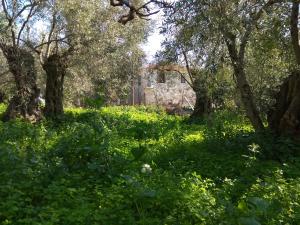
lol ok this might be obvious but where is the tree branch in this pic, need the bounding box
[173,68,193,87]
[110,0,172,25]
[13,2,36,21]
[239,0,281,61]
[182,49,195,87]
[17,2,38,46]
[45,11,58,58]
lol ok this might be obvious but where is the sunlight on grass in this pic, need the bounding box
[0,106,300,224]
[183,131,205,143]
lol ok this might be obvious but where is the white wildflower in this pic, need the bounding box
[141,164,152,174]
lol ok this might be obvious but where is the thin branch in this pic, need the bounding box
[172,68,193,87]
[17,3,38,46]
[2,0,16,46]
[181,49,195,87]
[34,37,69,49]
[137,0,153,11]
[13,2,36,21]
[45,11,57,58]
[2,0,12,22]
[110,0,172,25]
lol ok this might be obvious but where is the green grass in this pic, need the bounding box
[0,105,300,224]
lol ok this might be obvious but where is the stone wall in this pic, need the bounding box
[129,65,196,109]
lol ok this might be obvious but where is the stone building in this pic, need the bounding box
[128,64,196,110]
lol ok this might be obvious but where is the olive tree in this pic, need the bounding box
[0,0,45,121]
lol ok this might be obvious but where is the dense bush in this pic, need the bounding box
[0,106,299,224]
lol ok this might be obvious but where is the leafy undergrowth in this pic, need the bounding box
[0,105,300,225]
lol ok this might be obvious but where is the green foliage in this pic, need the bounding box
[0,103,5,115]
[0,106,300,224]
[61,0,148,106]
[84,95,105,109]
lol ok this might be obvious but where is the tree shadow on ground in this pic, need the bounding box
[148,129,300,202]
[1,109,300,224]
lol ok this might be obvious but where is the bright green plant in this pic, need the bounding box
[0,106,299,224]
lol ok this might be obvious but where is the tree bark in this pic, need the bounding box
[191,78,211,118]
[42,54,66,118]
[0,91,5,103]
[268,71,300,138]
[234,65,264,131]
[291,0,300,65]
[225,40,264,131]
[1,45,40,121]
[267,1,300,139]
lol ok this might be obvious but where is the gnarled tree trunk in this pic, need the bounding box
[1,45,40,121]
[267,1,300,139]
[42,54,66,118]
[191,78,211,118]
[268,71,300,138]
